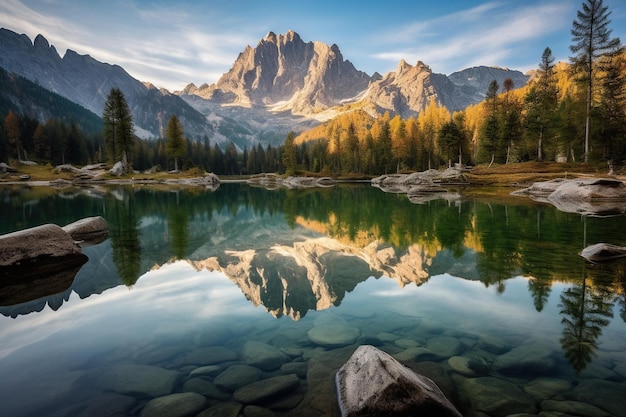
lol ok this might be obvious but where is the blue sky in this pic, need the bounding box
[1,0,625,91]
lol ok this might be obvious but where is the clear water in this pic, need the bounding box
[0,183,625,417]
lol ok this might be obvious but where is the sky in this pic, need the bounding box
[1,0,625,92]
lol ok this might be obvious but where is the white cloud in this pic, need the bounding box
[371,2,571,74]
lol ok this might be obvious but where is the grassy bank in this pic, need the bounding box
[0,160,619,186]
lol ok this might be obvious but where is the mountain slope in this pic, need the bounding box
[0,27,531,149]
[180,30,371,115]
[0,28,214,140]
[181,30,530,130]
[0,66,103,135]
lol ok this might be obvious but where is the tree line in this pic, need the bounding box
[1,0,624,176]
[286,0,625,175]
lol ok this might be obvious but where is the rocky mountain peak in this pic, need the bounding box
[184,30,371,115]
[264,31,277,43]
[33,34,49,49]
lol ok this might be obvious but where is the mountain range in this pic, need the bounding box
[0,28,530,149]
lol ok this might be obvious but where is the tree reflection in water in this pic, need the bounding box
[558,269,615,373]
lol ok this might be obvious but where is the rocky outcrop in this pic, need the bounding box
[580,243,626,263]
[62,216,108,246]
[512,178,626,216]
[0,162,17,173]
[182,30,371,116]
[0,217,108,305]
[362,60,476,118]
[0,223,83,267]
[372,168,466,202]
[335,345,462,417]
[188,173,221,189]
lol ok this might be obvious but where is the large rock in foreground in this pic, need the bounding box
[335,345,462,417]
[0,224,82,267]
[0,218,109,305]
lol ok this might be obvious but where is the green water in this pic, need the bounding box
[0,183,624,417]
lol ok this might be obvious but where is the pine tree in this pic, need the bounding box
[525,47,559,161]
[282,131,297,175]
[484,80,500,166]
[103,88,134,172]
[570,0,621,162]
[4,110,21,160]
[165,115,186,171]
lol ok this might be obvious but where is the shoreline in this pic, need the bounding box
[1,162,623,190]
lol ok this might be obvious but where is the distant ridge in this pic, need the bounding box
[0,28,531,148]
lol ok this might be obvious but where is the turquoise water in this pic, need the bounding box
[0,183,625,417]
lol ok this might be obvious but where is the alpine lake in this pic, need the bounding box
[0,181,625,417]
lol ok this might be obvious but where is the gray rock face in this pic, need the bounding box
[335,345,462,417]
[62,216,108,246]
[93,364,181,397]
[233,374,301,404]
[513,178,626,216]
[140,392,207,417]
[187,30,371,115]
[109,161,127,176]
[242,341,290,371]
[0,223,82,266]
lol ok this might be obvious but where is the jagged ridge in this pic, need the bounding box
[0,27,530,147]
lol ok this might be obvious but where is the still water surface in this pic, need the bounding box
[0,183,625,417]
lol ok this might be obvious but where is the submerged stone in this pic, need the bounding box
[214,364,262,391]
[307,324,360,347]
[541,399,611,417]
[461,377,537,416]
[196,402,242,417]
[493,343,556,376]
[182,378,230,400]
[94,364,181,397]
[523,377,572,402]
[233,374,301,404]
[336,345,462,417]
[242,341,290,371]
[566,379,626,417]
[448,355,488,377]
[140,392,207,417]
[426,336,465,359]
[182,346,237,365]
[280,361,307,378]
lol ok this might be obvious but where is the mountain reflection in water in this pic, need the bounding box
[1,183,625,376]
